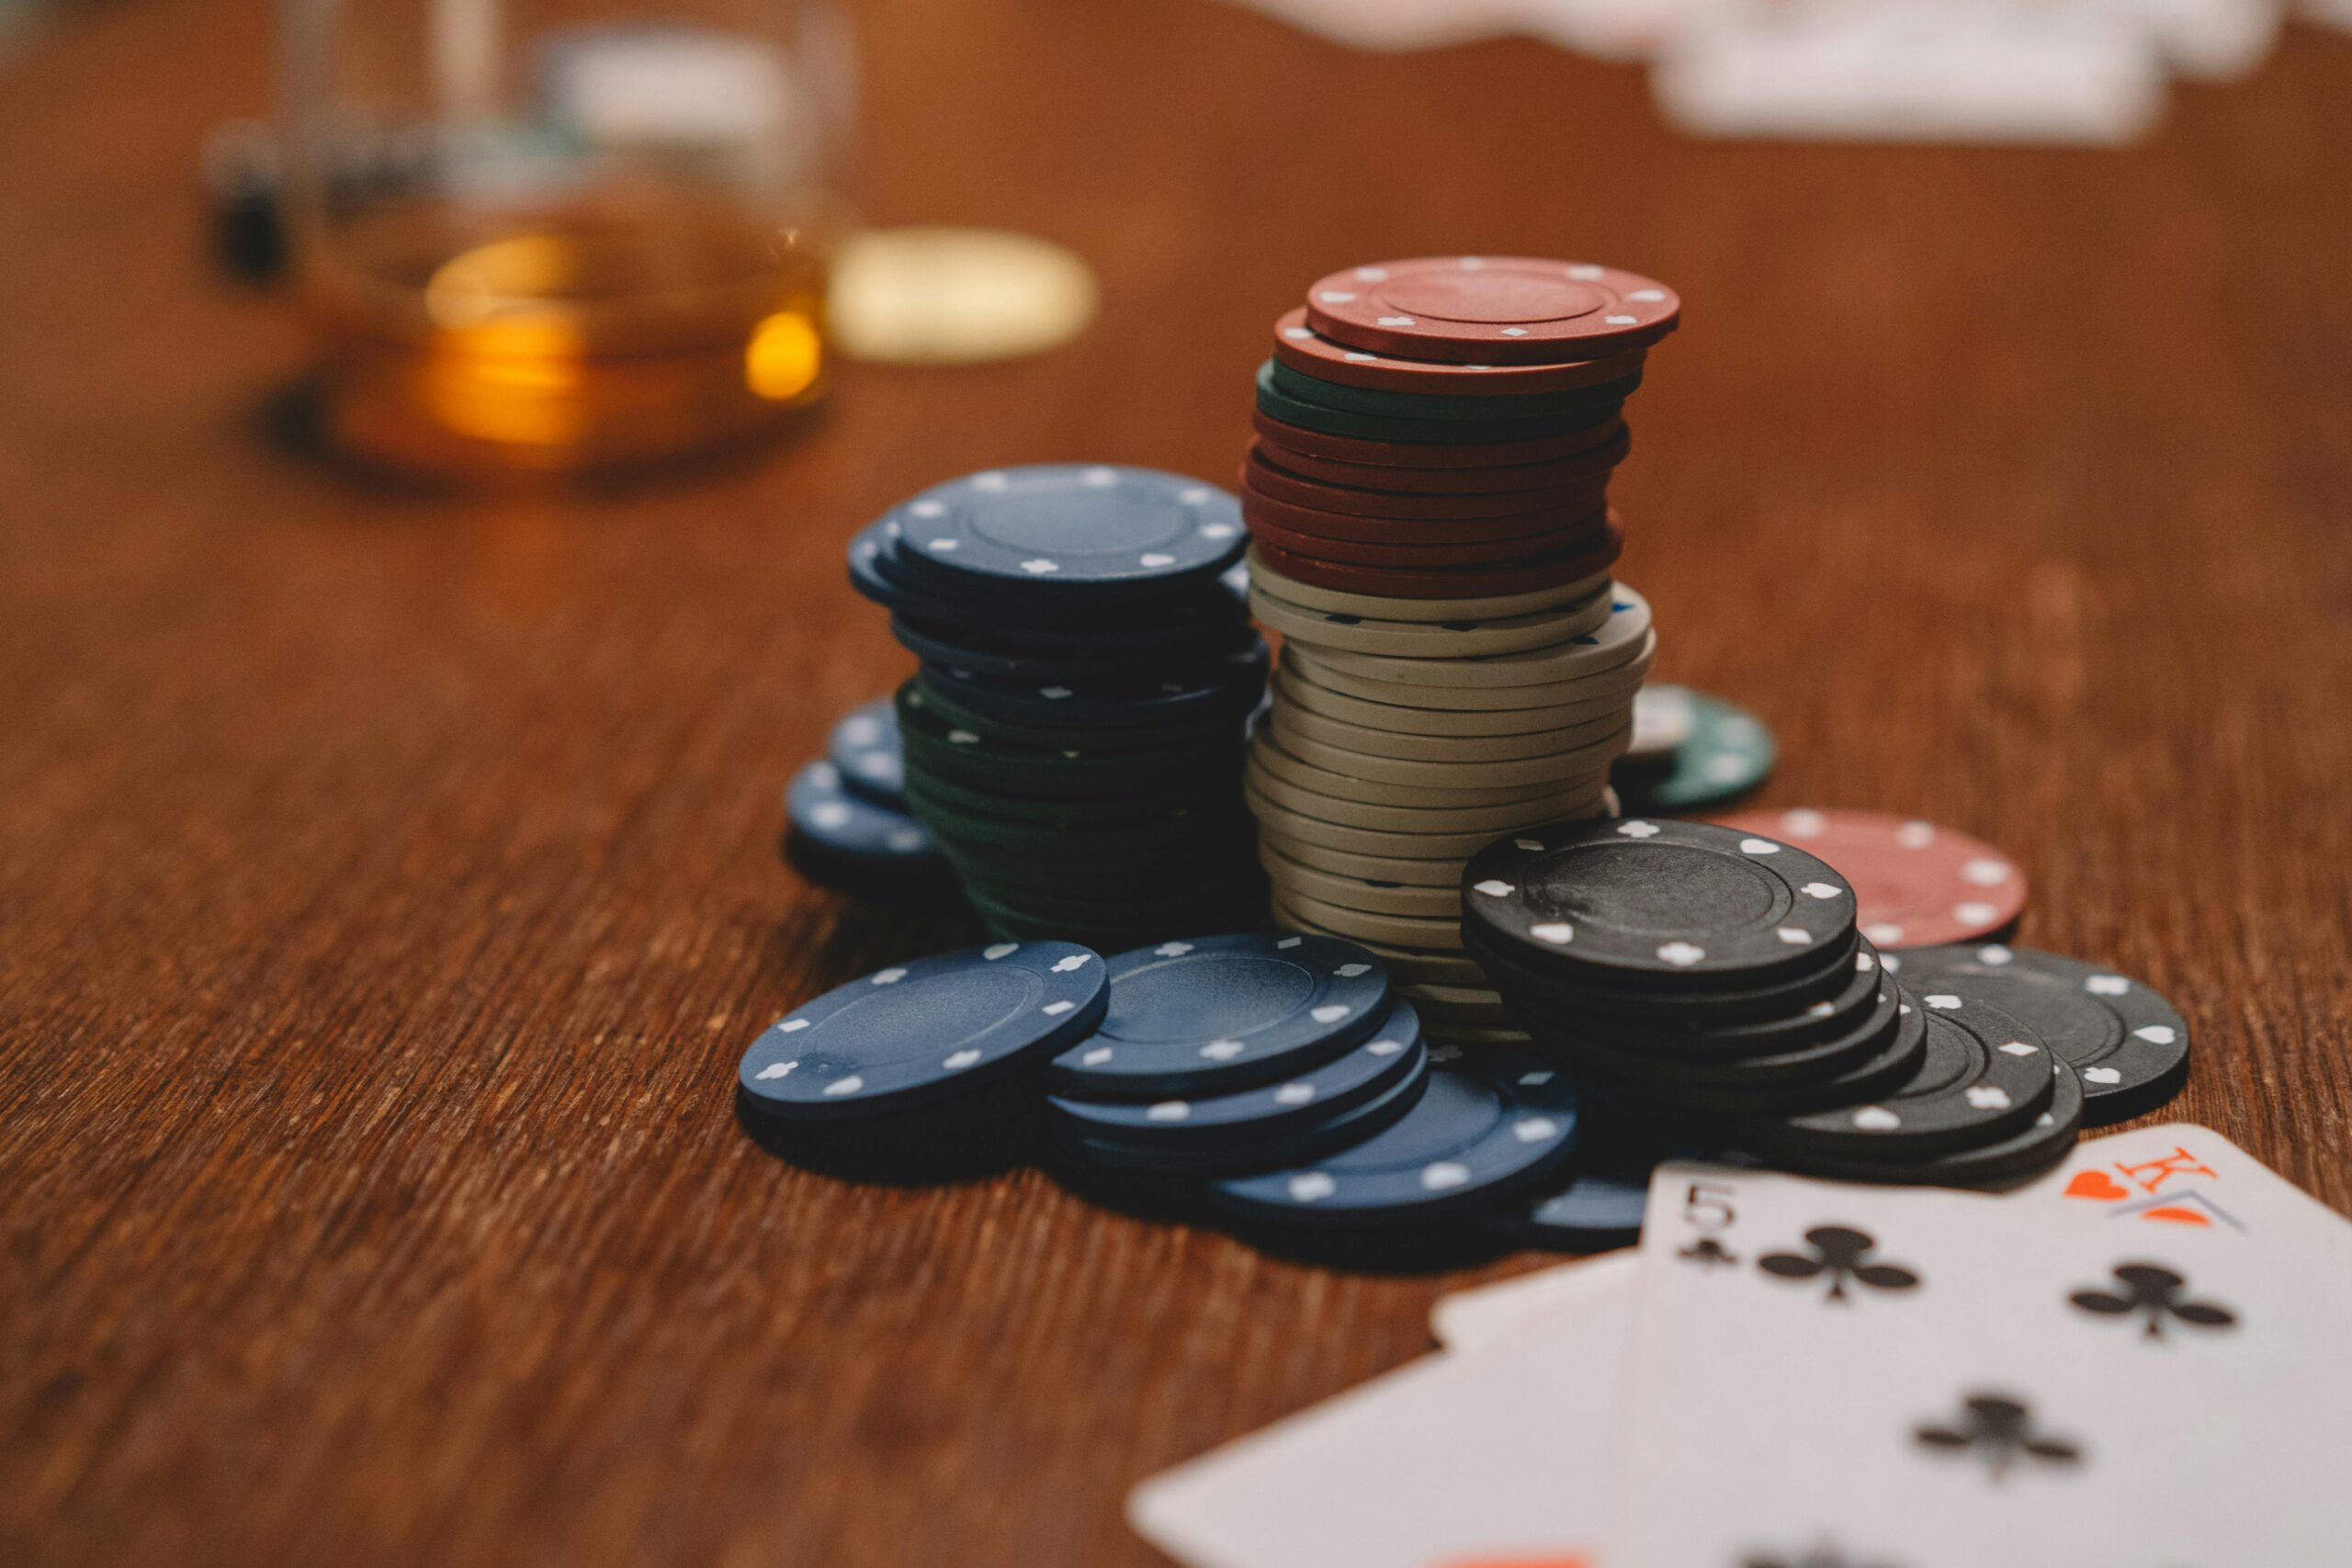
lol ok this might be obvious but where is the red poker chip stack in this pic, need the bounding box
[1239,255,1679,1042]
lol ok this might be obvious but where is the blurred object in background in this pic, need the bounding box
[1652,1,2171,145]
[830,228,1097,367]
[204,119,288,283]
[279,0,855,479]
[1215,0,2309,144]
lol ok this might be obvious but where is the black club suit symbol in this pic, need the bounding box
[1758,1226,1920,1303]
[2070,1263,2238,1342]
[1915,1393,2084,1483]
[1679,1236,1740,1269]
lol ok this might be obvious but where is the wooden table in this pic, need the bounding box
[6,3,2352,1563]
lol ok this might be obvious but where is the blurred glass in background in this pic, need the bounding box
[279,0,855,477]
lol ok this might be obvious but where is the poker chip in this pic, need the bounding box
[738,942,1108,1120]
[889,465,1247,596]
[826,698,905,803]
[1463,818,1859,991]
[1264,352,1640,422]
[1043,932,1393,1097]
[1250,530,1623,602]
[1249,555,1616,628]
[1211,1047,1585,1226]
[1249,575,1634,660]
[1771,1059,2087,1188]
[783,758,954,895]
[1249,432,1628,494]
[1713,807,2026,949]
[1726,992,2057,1164]
[1303,256,1680,365]
[1049,999,1426,1150]
[1612,686,1775,816]
[1272,307,1648,395]
[1252,360,1636,447]
[1882,944,2190,1124]
[1254,409,1625,473]
[1061,1043,1432,1177]
[1486,1108,1668,1250]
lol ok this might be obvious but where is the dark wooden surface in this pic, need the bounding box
[7,2,2352,1563]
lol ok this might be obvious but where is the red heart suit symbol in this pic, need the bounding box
[2064,1170,2131,1201]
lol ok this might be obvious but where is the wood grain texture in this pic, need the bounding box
[6,2,2352,1563]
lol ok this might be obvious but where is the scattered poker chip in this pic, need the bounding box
[1050,998,1426,1148]
[1272,307,1650,396]
[784,760,951,892]
[1463,818,1859,991]
[738,942,1108,1120]
[1713,807,2027,949]
[888,465,1248,596]
[1303,256,1680,365]
[1883,943,2190,1124]
[826,698,905,804]
[1612,687,1775,815]
[1211,1047,1584,1226]
[1726,992,2056,1164]
[1043,933,1392,1097]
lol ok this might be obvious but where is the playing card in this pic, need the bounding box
[1515,0,1714,60]
[2129,0,2281,78]
[1430,1250,1639,1350]
[1208,0,1526,51]
[1652,0,2169,145]
[1605,1162,2352,1566]
[1130,1268,1634,1568]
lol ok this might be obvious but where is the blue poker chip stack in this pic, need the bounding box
[850,465,1272,951]
[781,698,956,898]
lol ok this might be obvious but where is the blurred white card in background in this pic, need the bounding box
[1654,0,2169,144]
[1209,0,1527,51]
[2132,0,2282,78]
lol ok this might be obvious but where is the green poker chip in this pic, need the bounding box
[1263,357,1644,424]
[1611,686,1776,814]
[905,676,1243,758]
[1253,361,1624,447]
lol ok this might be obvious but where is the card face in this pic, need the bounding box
[1430,1250,1640,1350]
[1131,1273,1634,1568]
[1606,1162,2352,1567]
[2018,1121,2352,1259]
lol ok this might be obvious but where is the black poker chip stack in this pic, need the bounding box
[1460,818,2085,1187]
[847,464,1272,950]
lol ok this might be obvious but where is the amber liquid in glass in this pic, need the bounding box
[303,188,830,477]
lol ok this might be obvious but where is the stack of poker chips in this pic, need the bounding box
[781,698,956,897]
[847,465,1271,951]
[1238,256,1677,1043]
[1463,818,2087,1187]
